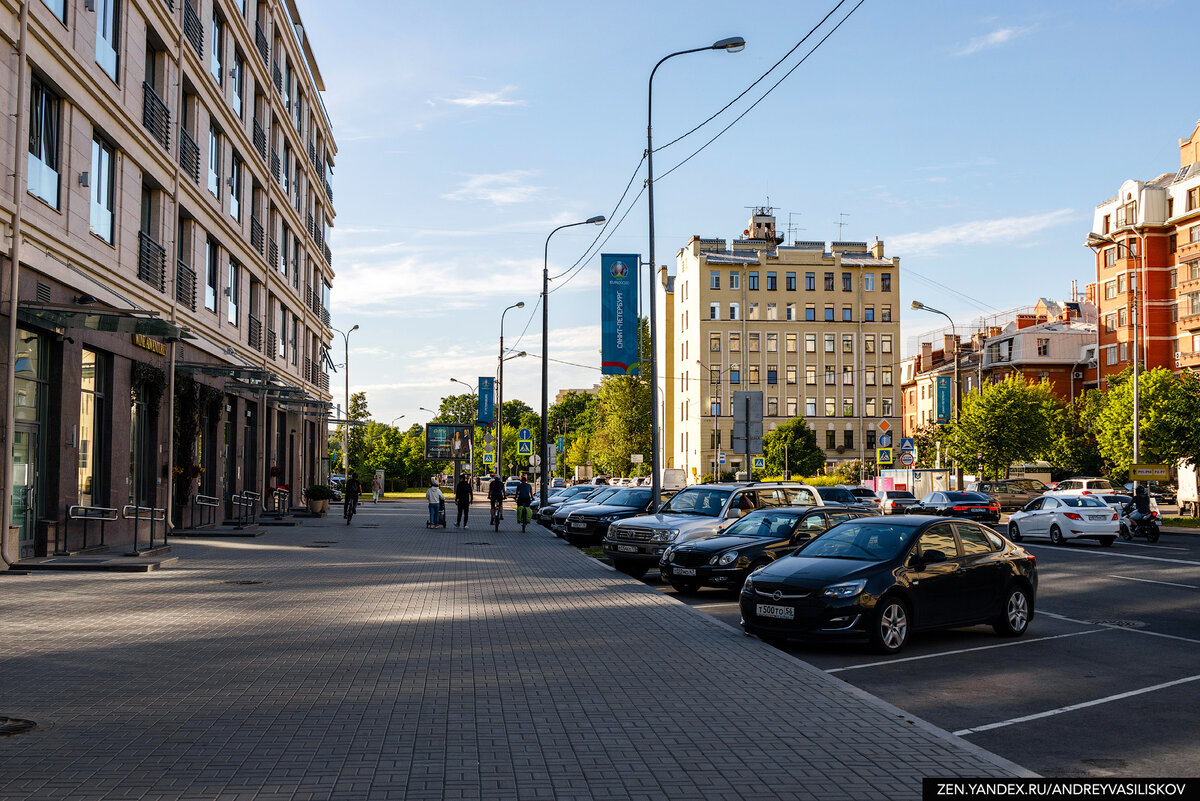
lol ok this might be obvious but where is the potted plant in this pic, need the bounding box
[306,484,333,514]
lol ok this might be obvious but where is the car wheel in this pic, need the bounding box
[612,560,646,580]
[1008,522,1022,542]
[869,596,910,654]
[1049,525,1065,545]
[670,580,701,595]
[1099,536,1115,548]
[993,584,1032,637]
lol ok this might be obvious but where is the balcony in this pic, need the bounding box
[141,82,170,150]
[252,119,266,161]
[248,314,262,352]
[318,371,329,392]
[269,238,279,272]
[182,0,203,60]
[306,212,315,239]
[250,217,265,256]
[303,357,313,384]
[176,260,196,310]
[270,149,281,182]
[137,231,166,292]
[323,243,332,267]
[266,328,278,359]
[254,22,269,68]
[321,307,330,328]
[272,60,283,94]
[324,178,333,203]
[179,128,200,184]
[1178,238,1200,261]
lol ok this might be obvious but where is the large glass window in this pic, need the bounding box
[229,155,242,220]
[208,126,221,197]
[210,14,224,84]
[42,0,66,20]
[231,50,244,116]
[227,261,239,325]
[95,0,119,80]
[28,77,60,207]
[78,349,106,507]
[205,237,218,311]
[89,136,115,242]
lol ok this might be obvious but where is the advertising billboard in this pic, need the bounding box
[477,376,494,423]
[425,424,473,461]
[935,376,952,424]
[601,253,640,375]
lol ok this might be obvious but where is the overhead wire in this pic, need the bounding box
[548,154,645,282]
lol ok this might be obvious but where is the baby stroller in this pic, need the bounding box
[426,498,447,529]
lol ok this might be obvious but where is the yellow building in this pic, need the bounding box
[664,210,901,481]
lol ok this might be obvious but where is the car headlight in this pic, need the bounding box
[822,579,867,599]
[663,547,676,560]
[743,575,756,591]
[717,551,738,566]
[651,529,679,543]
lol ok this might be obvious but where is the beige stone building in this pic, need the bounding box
[1,0,336,560]
[662,209,901,481]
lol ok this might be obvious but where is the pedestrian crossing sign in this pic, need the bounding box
[517,441,533,456]
[876,447,893,465]
[483,453,494,464]
[752,456,765,470]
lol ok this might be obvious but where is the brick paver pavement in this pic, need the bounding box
[0,502,1031,800]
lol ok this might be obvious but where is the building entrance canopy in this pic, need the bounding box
[18,303,194,340]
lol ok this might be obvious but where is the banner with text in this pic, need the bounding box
[601,254,640,375]
[936,376,952,424]
[477,376,494,424]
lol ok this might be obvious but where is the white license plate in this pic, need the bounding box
[1088,515,1109,521]
[570,521,586,528]
[757,604,795,620]
[616,544,638,553]
[674,567,696,576]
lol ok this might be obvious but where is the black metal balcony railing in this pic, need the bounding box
[323,243,332,267]
[176,260,197,311]
[272,60,283,94]
[270,149,280,182]
[304,357,313,384]
[142,82,170,150]
[318,371,329,392]
[254,22,270,68]
[180,127,200,184]
[269,238,279,271]
[306,212,315,239]
[250,217,265,256]
[305,284,314,310]
[266,328,278,359]
[308,141,318,169]
[321,307,330,328]
[138,231,167,292]
[163,0,174,11]
[252,119,267,161]
[183,0,203,60]
[324,178,333,203]
[248,314,262,352]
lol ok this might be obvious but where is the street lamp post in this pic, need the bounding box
[389,415,405,428]
[499,302,525,479]
[697,359,728,481]
[1087,232,1142,482]
[541,217,605,506]
[647,35,744,509]
[911,302,962,489]
[333,324,359,479]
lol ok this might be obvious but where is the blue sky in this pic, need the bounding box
[299,0,1199,425]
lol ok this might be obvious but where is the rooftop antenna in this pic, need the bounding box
[834,212,850,239]
[786,212,805,243]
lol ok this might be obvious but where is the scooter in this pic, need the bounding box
[1120,507,1160,542]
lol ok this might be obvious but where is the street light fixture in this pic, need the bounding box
[389,415,405,427]
[647,35,745,509]
[1086,231,1142,482]
[910,301,962,490]
[499,302,525,481]
[540,217,605,506]
[332,324,359,478]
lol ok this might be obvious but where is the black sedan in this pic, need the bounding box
[548,488,621,535]
[659,507,872,595]
[563,488,661,545]
[536,485,607,530]
[740,515,1037,653]
[907,491,1000,524]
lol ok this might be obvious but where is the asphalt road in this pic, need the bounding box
[638,527,1200,778]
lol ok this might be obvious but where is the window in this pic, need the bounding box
[89,136,115,242]
[766,333,777,352]
[786,272,796,291]
[709,367,720,384]
[1037,338,1049,357]
[279,305,288,360]
[881,272,891,292]
[881,335,893,353]
[1105,345,1118,366]
[1117,307,1126,327]
[208,126,221,197]
[729,332,741,352]
[78,349,107,507]
[866,430,875,450]
[748,271,759,290]
[227,261,239,325]
[1172,268,1179,288]
[730,368,740,385]
[729,271,740,289]
[866,368,876,386]
[43,0,66,20]
[210,13,224,84]
[882,398,892,416]
[1117,273,1126,293]
[749,302,759,320]
[710,332,721,352]
[1190,187,1200,212]
[824,366,835,385]
[825,401,835,419]
[766,272,777,290]
[842,273,852,292]
[748,365,759,384]
[824,334,835,353]
[844,430,854,449]
[766,303,777,321]
[787,398,797,416]
[1102,214,1111,233]
[231,50,244,116]
[786,303,796,321]
[805,272,816,291]
[881,304,892,322]
[842,306,852,321]
[806,398,816,416]
[864,306,874,322]
[749,333,760,352]
[710,271,720,289]
[229,154,242,220]
[1119,342,1128,362]
[290,316,298,365]
[805,304,815,321]
[882,367,893,386]
[864,274,874,291]
[785,333,797,352]
[842,334,853,353]
[729,302,739,320]
[1192,225,1200,245]
[865,397,876,417]
[205,237,218,311]
[805,365,815,385]
[824,272,834,291]
[864,335,875,353]
[27,77,60,207]
[786,366,797,385]
[1170,234,1178,253]
[842,366,853,385]
[805,334,816,353]
[843,399,854,417]
[824,305,834,321]
[1104,281,1117,299]
[768,397,778,416]
[709,302,720,320]
[96,0,120,80]
[1105,249,1116,267]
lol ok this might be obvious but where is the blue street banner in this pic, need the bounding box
[601,254,640,375]
[936,376,952,424]
[477,376,494,424]
[556,435,565,454]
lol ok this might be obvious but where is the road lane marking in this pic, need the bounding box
[1021,543,1200,566]
[954,673,1200,736]
[1109,574,1198,590]
[1039,611,1200,646]
[825,630,1107,673]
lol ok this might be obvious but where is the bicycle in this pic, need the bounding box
[517,503,531,533]
[344,496,358,524]
[490,498,503,532]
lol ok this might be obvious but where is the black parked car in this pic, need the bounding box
[659,507,872,595]
[814,486,874,512]
[535,485,603,529]
[548,488,621,535]
[563,488,664,546]
[740,515,1037,653]
[907,491,1001,524]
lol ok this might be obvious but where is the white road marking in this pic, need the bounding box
[954,673,1200,736]
[1109,574,1198,590]
[825,630,1107,673]
[1021,543,1200,567]
[1039,611,1200,646]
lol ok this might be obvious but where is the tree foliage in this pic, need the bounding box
[1093,367,1200,474]
[763,417,825,478]
[949,375,1060,480]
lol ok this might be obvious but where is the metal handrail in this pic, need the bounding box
[62,505,120,554]
[123,505,168,553]
[230,494,258,527]
[189,494,221,529]
[270,487,290,515]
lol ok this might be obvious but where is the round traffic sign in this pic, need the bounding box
[878,433,892,449]
[899,452,915,467]
[518,428,532,440]
[530,455,541,466]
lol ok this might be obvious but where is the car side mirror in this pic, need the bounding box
[725,508,742,520]
[922,549,947,564]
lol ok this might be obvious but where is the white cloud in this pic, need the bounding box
[442,171,544,205]
[954,26,1033,57]
[889,208,1078,257]
[442,86,526,108]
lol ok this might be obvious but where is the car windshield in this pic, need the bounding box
[660,488,732,517]
[603,489,652,507]
[944,492,991,502]
[849,488,874,497]
[558,486,589,499]
[582,488,619,504]
[795,522,913,561]
[817,488,852,502]
[722,510,806,539]
[1061,496,1107,508]
[887,491,915,499]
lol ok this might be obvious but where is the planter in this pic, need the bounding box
[308,499,328,515]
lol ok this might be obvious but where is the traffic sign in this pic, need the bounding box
[899,437,915,452]
[878,420,891,432]
[899,452,915,467]
[876,447,893,465]
[530,455,541,467]
[483,442,494,453]
[718,452,726,465]
[630,454,644,464]
[483,453,494,464]
[1131,464,1169,481]
[484,434,495,445]
[517,441,533,456]
[752,456,765,470]
[518,428,532,440]
[878,433,892,449]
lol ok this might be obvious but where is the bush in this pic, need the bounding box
[306,484,334,501]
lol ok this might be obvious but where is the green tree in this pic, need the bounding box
[1094,367,1200,474]
[1047,391,1106,480]
[431,393,477,425]
[763,417,825,478]
[949,375,1060,480]
[910,423,950,470]
[589,375,651,476]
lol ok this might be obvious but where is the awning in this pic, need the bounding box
[18,303,194,340]
[176,362,274,382]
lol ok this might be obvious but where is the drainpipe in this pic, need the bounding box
[2,1,32,567]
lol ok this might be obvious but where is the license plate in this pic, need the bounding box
[616,544,638,553]
[674,567,696,576]
[757,604,794,620]
[1088,515,1109,521]
[570,521,586,529]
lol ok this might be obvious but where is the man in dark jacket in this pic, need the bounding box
[454,475,472,528]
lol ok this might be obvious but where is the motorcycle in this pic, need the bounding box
[1120,506,1160,542]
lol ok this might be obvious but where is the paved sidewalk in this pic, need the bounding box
[0,503,1031,800]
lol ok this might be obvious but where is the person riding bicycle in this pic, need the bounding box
[487,475,505,523]
[344,474,363,519]
[514,474,534,529]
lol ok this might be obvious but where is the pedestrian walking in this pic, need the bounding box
[426,478,445,528]
[371,474,383,504]
[455,474,472,527]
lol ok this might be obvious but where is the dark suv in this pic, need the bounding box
[563,488,663,546]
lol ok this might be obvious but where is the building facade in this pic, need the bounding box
[2,0,336,561]
[664,209,901,481]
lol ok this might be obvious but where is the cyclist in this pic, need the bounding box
[426,478,445,528]
[514,474,534,532]
[344,473,362,523]
[487,474,505,526]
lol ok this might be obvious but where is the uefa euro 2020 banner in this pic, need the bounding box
[601,254,639,375]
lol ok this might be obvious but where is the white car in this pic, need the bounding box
[1045,477,1115,497]
[1007,495,1118,547]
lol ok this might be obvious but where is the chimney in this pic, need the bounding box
[1016,313,1037,330]
[943,334,957,359]
[659,265,669,287]
[871,238,885,259]
[920,342,933,369]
